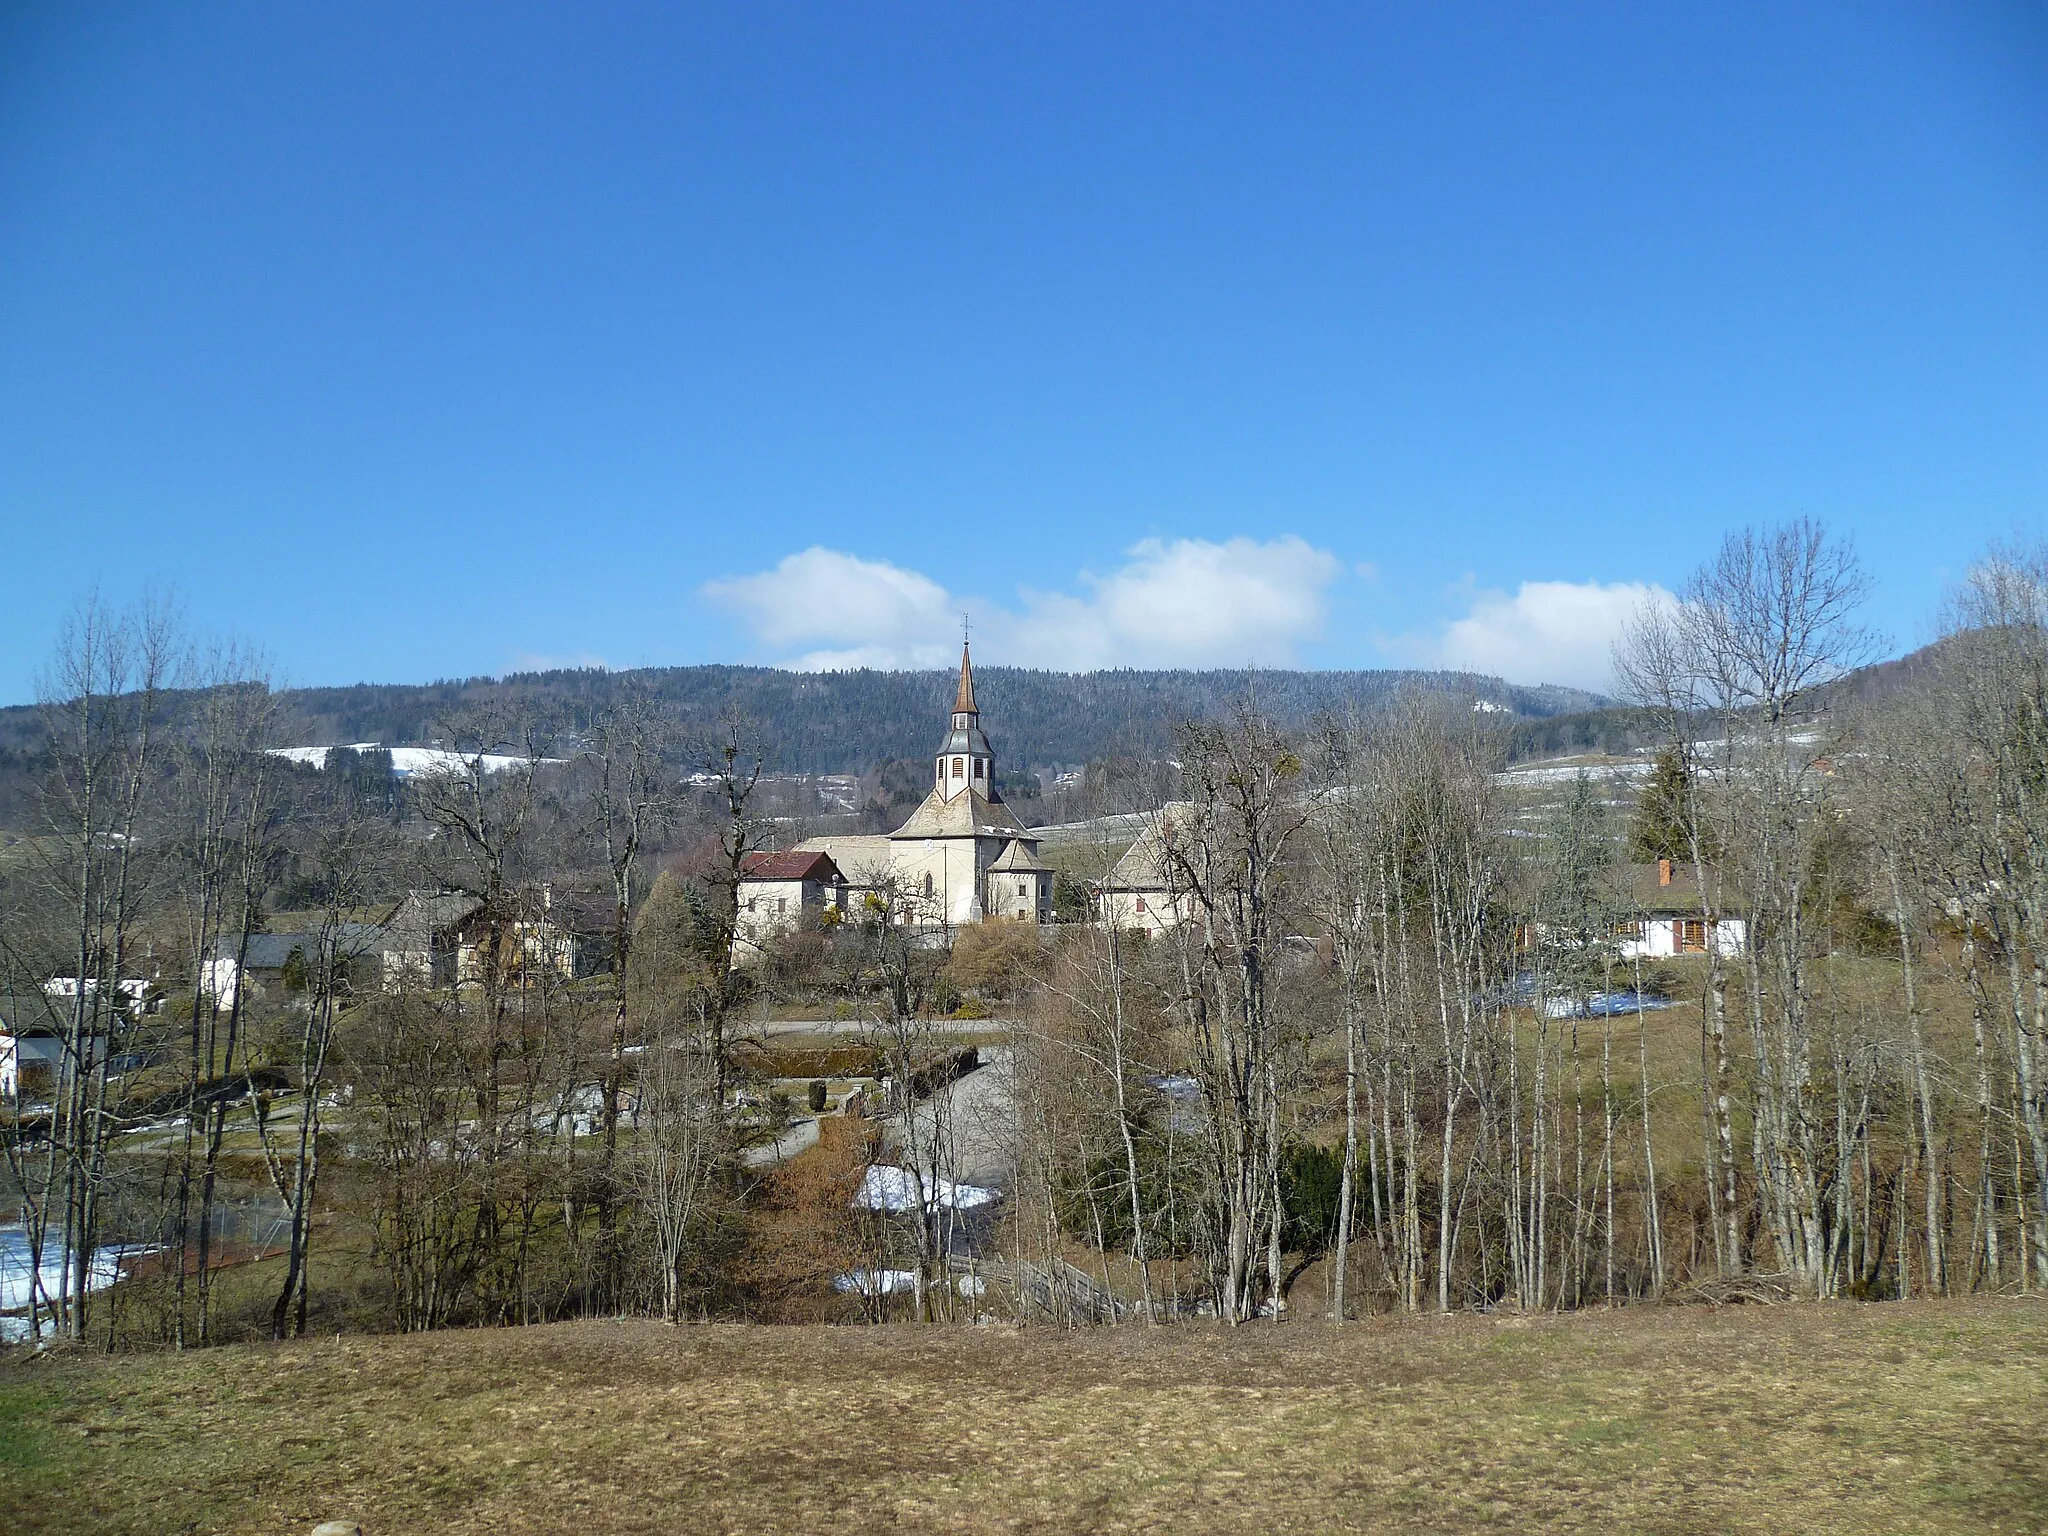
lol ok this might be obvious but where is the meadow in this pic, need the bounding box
[3,1297,2043,1535]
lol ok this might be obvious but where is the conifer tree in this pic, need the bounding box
[1628,745,1706,863]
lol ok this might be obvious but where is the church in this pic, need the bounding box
[736,644,1054,944]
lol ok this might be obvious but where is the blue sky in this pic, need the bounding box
[3,3,2045,702]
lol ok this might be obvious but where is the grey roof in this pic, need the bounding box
[225,923,386,971]
[0,993,66,1037]
[990,838,1050,874]
[934,717,995,758]
[1103,803,1200,891]
[889,786,1031,842]
[240,934,309,971]
[389,892,485,939]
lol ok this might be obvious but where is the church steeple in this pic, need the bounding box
[952,642,978,717]
[935,641,993,801]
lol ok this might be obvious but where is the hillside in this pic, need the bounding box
[0,665,1604,776]
[2,1300,2040,1535]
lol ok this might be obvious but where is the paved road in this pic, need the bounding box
[738,1018,1015,1039]
[740,1115,821,1169]
[892,1045,1019,1192]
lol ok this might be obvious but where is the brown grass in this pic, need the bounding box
[4,1297,2045,1534]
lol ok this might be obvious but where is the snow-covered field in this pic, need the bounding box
[268,743,560,778]
[1498,758,1657,786]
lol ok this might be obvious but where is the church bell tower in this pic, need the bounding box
[934,642,993,802]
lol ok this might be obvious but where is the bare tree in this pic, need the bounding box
[1617,519,1873,1291]
[3,595,179,1343]
[259,762,395,1337]
[169,648,284,1345]
[1923,546,2048,1287]
[1159,698,1319,1323]
[579,687,679,1310]
[687,709,773,1104]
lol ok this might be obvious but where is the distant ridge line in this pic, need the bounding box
[0,663,1610,774]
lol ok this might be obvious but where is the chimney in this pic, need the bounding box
[1657,858,1672,887]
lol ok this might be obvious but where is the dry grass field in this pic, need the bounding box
[3,1298,2044,1535]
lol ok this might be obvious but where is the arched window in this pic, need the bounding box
[922,871,934,898]
[953,756,964,776]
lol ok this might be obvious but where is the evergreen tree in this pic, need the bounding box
[1540,771,1620,1001]
[1629,745,1709,863]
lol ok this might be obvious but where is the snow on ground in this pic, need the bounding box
[1499,759,1657,786]
[268,744,562,778]
[852,1166,1000,1214]
[0,1225,150,1341]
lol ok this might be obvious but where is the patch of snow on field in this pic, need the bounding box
[1499,760,1656,786]
[0,1225,154,1341]
[269,744,560,777]
[853,1166,999,1213]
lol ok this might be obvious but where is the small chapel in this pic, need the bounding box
[742,644,1054,936]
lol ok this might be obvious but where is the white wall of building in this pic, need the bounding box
[1097,888,1188,934]
[1617,918,1746,959]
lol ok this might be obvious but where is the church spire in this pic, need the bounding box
[953,641,978,715]
[935,639,992,802]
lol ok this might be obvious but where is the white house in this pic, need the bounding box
[734,849,849,954]
[1615,860,1747,959]
[1094,803,1199,933]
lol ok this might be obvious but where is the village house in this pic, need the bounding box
[742,645,1054,942]
[1615,858,1747,958]
[734,849,848,954]
[1093,803,1198,933]
[0,994,102,1103]
[201,925,384,1006]
[379,889,585,991]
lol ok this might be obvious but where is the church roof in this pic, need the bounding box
[934,639,995,755]
[953,643,978,714]
[889,786,1031,841]
[990,837,1049,873]
[793,835,894,883]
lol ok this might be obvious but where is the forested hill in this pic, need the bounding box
[0,665,1603,773]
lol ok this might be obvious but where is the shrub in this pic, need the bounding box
[947,919,1043,999]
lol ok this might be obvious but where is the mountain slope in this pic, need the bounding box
[0,664,1605,773]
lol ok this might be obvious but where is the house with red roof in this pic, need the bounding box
[734,848,848,954]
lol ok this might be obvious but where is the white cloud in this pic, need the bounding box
[1417,579,1672,693]
[701,537,1343,671]
[700,548,956,667]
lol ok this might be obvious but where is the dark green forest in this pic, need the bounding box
[0,664,1606,776]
